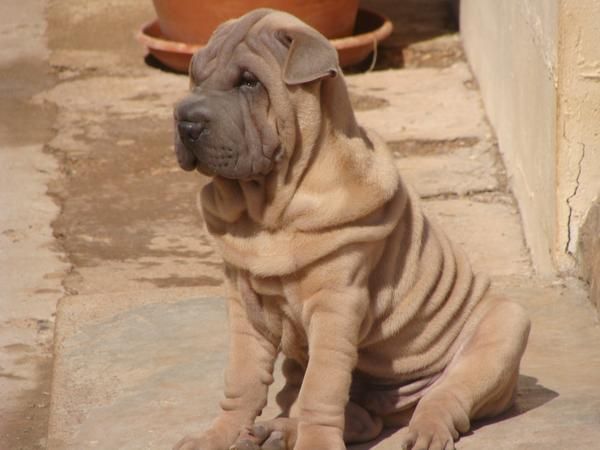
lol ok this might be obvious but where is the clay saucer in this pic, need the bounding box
[136,8,393,73]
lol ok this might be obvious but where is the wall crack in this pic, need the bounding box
[565,142,586,254]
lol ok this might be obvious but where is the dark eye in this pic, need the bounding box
[239,71,259,89]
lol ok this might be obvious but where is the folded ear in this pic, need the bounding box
[277,28,339,85]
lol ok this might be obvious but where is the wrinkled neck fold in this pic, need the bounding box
[202,75,395,234]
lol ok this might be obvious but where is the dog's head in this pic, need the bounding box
[174,9,340,180]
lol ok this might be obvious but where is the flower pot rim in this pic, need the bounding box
[137,8,393,62]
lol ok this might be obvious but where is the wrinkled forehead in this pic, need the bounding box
[189,10,303,89]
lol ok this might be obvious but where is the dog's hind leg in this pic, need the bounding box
[392,295,530,450]
[343,401,384,443]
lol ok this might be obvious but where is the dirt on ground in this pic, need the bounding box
[1,351,53,450]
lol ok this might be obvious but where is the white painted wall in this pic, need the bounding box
[460,0,559,274]
[460,0,600,275]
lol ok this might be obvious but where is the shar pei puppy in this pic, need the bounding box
[172,9,530,450]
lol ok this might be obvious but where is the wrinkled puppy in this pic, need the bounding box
[173,9,530,450]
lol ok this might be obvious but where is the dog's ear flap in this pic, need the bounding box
[277,28,339,85]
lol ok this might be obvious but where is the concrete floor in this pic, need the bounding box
[0,1,67,448]
[2,0,600,449]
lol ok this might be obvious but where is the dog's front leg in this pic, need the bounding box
[293,288,366,450]
[174,290,278,450]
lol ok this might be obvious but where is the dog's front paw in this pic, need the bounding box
[230,419,297,450]
[397,414,458,450]
[230,418,345,450]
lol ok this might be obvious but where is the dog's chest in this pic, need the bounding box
[247,276,309,363]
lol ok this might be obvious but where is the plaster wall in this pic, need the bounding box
[460,0,600,276]
[556,0,600,269]
[459,0,559,274]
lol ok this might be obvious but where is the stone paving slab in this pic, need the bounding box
[424,197,532,278]
[47,289,226,450]
[396,141,500,198]
[48,279,600,450]
[48,295,228,450]
[348,63,490,142]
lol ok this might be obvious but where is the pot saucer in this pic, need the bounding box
[136,8,393,73]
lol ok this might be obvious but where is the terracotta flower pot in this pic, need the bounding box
[152,0,360,44]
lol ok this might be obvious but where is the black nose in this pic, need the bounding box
[177,121,206,144]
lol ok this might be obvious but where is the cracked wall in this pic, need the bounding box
[557,1,600,272]
[460,0,600,279]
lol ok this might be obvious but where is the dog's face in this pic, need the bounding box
[173,9,339,180]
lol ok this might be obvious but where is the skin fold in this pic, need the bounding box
[172,9,531,450]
